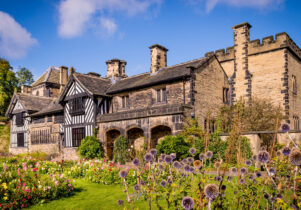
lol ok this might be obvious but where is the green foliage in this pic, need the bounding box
[0,123,10,155]
[16,67,34,88]
[113,136,129,164]
[0,58,18,116]
[78,136,104,159]
[156,135,191,160]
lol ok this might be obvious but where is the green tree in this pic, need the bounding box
[78,136,104,159]
[0,58,17,115]
[16,67,34,89]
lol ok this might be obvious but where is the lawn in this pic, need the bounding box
[29,179,157,210]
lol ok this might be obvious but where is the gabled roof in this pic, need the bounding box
[106,56,211,94]
[6,93,55,116]
[30,101,63,117]
[31,66,60,87]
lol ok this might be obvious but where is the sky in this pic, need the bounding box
[0,0,301,79]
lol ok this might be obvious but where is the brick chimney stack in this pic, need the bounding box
[59,66,68,92]
[231,22,252,103]
[106,59,127,79]
[149,44,168,74]
[21,85,32,94]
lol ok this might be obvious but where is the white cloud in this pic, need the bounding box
[0,11,37,59]
[58,0,162,38]
[187,0,284,12]
[99,17,117,37]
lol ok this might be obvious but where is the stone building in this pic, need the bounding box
[5,22,301,158]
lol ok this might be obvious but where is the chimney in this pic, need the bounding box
[59,66,68,92]
[149,44,168,74]
[231,22,252,103]
[68,67,75,78]
[106,59,127,79]
[21,85,32,94]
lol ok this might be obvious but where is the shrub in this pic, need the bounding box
[156,135,191,160]
[78,136,104,159]
[113,136,129,164]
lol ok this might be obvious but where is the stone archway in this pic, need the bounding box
[150,125,172,148]
[106,129,121,160]
[127,127,144,158]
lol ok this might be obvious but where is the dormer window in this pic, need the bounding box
[16,112,24,126]
[70,97,85,115]
[157,88,166,102]
[122,95,130,108]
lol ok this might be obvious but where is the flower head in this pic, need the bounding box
[227,176,233,182]
[167,177,173,184]
[144,153,153,162]
[184,164,190,172]
[173,161,182,169]
[160,154,166,159]
[158,164,165,171]
[204,184,219,200]
[282,147,291,156]
[164,155,173,164]
[193,160,202,169]
[216,176,222,182]
[264,193,269,200]
[132,158,140,166]
[268,167,276,175]
[117,199,124,206]
[245,159,252,167]
[189,147,196,155]
[181,196,194,210]
[119,170,128,178]
[240,167,247,175]
[248,174,254,181]
[221,185,226,191]
[199,153,205,160]
[230,167,237,174]
[170,153,176,160]
[160,180,167,187]
[206,151,213,159]
[281,123,290,132]
[140,180,145,186]
[150,149,157,156]
[133,184,140,191]
[257,151,269,163]
[289,149,301,166]
[214,161,221,169]
[182,159,188,164]
[187,157,194,164]
[239,179,245,184]
[252,155,257,161]
[255,171,262,178]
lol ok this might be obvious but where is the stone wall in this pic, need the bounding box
[9,147,29,155]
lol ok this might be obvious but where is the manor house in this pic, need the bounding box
[6,22,301,159]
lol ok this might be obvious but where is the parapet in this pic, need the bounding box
[205,46,235,62]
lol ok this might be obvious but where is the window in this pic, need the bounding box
[72,127,85,147]
[16,112,24,126]
[47,115,52,122]
[122,95,129,108]
[156,88,167,102]
[223,88,229,104]
[293,116,300,130]
[32,116,45,124]
[17,133,24,147]
[292,75,297,95]
[70,97,85,114]
[204,119,216,133]
[31,129,55,145]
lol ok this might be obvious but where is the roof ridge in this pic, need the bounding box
[116,72,149,81]
[17,93,56,100]
[75,73,110,82]
[163,57,206,70]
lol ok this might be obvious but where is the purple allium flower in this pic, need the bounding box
[252,155,257,161]
[268,167,276,175]
[150,148,157,156]
[158,158,164,163]
[239,179,245,184]
[189,166,195,173]
[276,194,283,199]
[119,170,128,178]
[193,160,202,169]
[158,164,165,171]
[132,158,140,166]
[248,174,254,181]
[133,184,140,191]
[160,180,167,187]
[230,167,237,174]
[221,185,226,191]
[227,176,233,182]
[216,176,222,182]
[282,147,291,156]
[187,157,194,164]
[184,164,190,172]
[144,153,153,162]
[167,177,173,184]
[289,149,301,166]
[264,193,269,200]
[245,159,252,167]
[160,154,166,159]
[140,180,145,186]
[281,123,290,133]
[257,151,270,163]
[173,161,182,169]
[182,196,194,210]
[199,153,205,160]
[214,161,221,169]
[182,159,188,164]
[117,199,124,206]
[240,167,247,175]
[165,155,173,164]
[286,175,291,179]
[189,147,196,155]
[255,171,262,178]
[206,151,213,159]
[170,153,176,160]
[204,184,219,200]
[276,150,282,157]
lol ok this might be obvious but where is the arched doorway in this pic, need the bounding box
[106,129,121,160]
[127,127,144,158]
[150,125,172,148]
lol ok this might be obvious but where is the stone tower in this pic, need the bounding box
[149,44,168,74]
[231,22,252,103]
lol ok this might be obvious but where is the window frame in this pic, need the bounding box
[15,112,24,127]
[72,127,85,147]
[17,133,25,147]
[156,88,167,103]
[292,75,297,96]
[70,97,85,115]
[121,95,130,109]
[223,87,229,104]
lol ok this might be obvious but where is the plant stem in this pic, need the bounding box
[288,133,298,148]
[294,166,298,195]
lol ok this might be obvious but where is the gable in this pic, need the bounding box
[13,101,25,112]
[66,81,85,97]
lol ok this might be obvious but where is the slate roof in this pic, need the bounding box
[106,56,210,94]
[31,66,60,87]
[16,94,54,111]
[30,101,63,117]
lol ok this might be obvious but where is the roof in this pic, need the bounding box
[30,101,63,117]
[74,73,111,96]
[5,93,55,116]
[31,66,60,87]
[106,56,211,94]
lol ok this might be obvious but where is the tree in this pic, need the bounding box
[16,67,34,89]
[0,58,18,115]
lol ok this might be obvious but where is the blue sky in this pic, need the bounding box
[0,0,300,79]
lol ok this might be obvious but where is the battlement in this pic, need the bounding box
[206,32,301,62]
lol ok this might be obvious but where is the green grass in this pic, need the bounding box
[29,179,160,210]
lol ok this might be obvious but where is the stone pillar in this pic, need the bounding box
[149,44,168,74]
[232,22,252,104]
[106,59,127,79]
